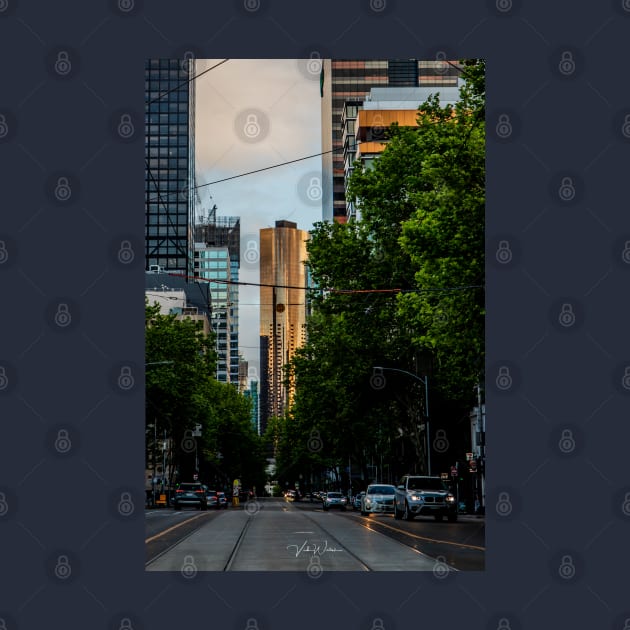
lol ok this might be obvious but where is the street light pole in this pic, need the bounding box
[373,366,431,476]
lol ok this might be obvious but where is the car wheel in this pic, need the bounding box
[394,503,402,520]
[403,502,414,521]
[434,514,444,522]
[447,514,458,522]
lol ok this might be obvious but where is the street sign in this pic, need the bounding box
[466,452,474,461]
[469,460,477,472]
[193,473,198,481]
[451,466,457,477]
[441,473,449,480]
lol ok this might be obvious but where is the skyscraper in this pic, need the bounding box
[320,59,462,223]
[259,221,309,422]
[145,58,196,277]
[194,214,241,386]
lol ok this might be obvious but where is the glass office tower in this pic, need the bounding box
[145,58,196,278]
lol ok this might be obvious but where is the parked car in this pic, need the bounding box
[284,489,298,501]
[394,475,457,522]
[173,483,208,511]
[322,492,347,511]
[205,489,219,509]
[217,491,228,509]
[360,484,396,515]
[353,492,366,511]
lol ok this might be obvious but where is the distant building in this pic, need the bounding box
[195,214,241,386]
[259,220,309,421]
[243,380,260,435]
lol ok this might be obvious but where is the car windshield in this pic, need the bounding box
[407,478,447,491]
[368,486,395,495]
[327,493,342,498]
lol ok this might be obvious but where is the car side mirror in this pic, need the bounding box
[397,485,405,490]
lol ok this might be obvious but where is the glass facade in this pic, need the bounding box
[145,59,196,278]
[194,216,241,387]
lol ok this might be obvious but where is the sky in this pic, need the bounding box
[194,59,324,379]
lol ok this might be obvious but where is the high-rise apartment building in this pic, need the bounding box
[259,221,309,422]
[342,85,462,220]
[145,58,196,277]
[320,59,461,223]
[194,214,241,386]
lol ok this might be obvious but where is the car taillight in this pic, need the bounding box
[176,489,183,494]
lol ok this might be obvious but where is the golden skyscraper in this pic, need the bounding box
[259,221,309,423]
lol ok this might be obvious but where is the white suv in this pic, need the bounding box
[394,476,457,522]
[360,484,396,515]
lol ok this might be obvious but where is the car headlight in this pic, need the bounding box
[410,494,422,501]
[446,495,455,502]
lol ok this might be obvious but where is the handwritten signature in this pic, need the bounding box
[286,540,344,558]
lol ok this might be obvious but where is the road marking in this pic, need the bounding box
[355,516,485,551]
[145,512,209,544]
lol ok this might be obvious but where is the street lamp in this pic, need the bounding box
[372,366,431,476]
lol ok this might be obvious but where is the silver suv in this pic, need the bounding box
[394,475,457,522]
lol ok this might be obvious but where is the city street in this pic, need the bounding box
[145,497,484,572]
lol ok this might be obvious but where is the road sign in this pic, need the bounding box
[193,473,198,481]
[466,452,474,461]
[469,460,477,472]
[441,473,449,480]
[451,466,457,477]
